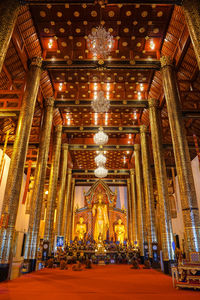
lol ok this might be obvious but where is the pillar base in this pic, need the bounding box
[0,264,9,282]
[163,260,174,275]
[140,256,145,264]
[24,259,36,273]
[151,261,160,269]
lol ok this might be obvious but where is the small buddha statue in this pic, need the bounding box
[76,217,87,240]
[115,219,125,244]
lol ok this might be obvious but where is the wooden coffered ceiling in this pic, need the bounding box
[0,1,200,184]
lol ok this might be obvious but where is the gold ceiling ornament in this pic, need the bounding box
[87,26,114,59]
[98,59,104,65]
[130,59,136,65]
[95,0,108,6]
[108,10,115,17]
[57,11,62,17]
[40,11,46,17]
[67,59,73,65]
[91,10,98,17]
[160,55,173,68]
[30,56,43,68]
[44,28,49,33]
[74,11,80,17]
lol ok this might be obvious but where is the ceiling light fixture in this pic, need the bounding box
[138,92,142,100]
[94,127,108,146]
[94,166,108,178]
[59,83,63,91]
[150,40,155,50]
[48,39,53,49]
[95,152,107,166]
[87,26,114,59]
[92,90,110,113]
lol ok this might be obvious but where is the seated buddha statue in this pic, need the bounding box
[115,219,125,244]
[76,217,87,240]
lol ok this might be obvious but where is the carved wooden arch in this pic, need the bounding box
[84,179,117,207]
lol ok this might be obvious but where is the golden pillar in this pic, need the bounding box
[55,143,68,236]
[140,125,157,259]
[134,144,145,259]
[130,169,138,245]
[24,97,54,263]
[0,0,20,72]
[63,169,72,243]
[161,56,200,253]
[44,125,62,251]
[127,179,133,242]
[0,57,42,265]
[68,178,76,242]
[183,0,200,69]
[148,98,174,272]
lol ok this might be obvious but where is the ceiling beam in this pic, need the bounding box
[0,112,17,118]
[62,125,141,133]
[72,169,129,175]
[43,59,160,71]
[25,1,183,5]
[1,142,196,150]
[69,144,133,151]
[182,111,200,118]
[75,179,127,186]
[55,99,148,109]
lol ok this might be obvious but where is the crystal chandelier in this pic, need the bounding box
[94,166,108,178]
[95,152,107,166]
[92,90,110,113]
[94,127,108,145]
[87,26,114,59]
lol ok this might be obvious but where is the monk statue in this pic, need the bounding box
[76,217,87,240]
[92,193,109,241]
[115,219,125,244]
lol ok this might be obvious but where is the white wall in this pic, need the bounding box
[172,155,200,249]
[0,149,11,214]
[0,149,29,259]
[74,185,127,210]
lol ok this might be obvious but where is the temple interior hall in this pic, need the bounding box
[0,0,200,298]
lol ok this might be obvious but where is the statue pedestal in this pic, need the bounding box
[98,260,106,265]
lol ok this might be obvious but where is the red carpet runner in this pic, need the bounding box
[0,265,199,300]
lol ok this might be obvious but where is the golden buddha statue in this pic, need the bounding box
[76,217,87,240]
[92,193,109,242]
[115,219,125,244]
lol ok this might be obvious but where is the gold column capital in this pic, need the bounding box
[45,97,54,107]
[30,56,43,68]
[148,98,159,108]
[140,124,148,134]
[130,168,135,176]
[55,124,62,133]
[62,143,68,151]
[160,55,173,68]
[68,168,72,175]
[134,144,140,151]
